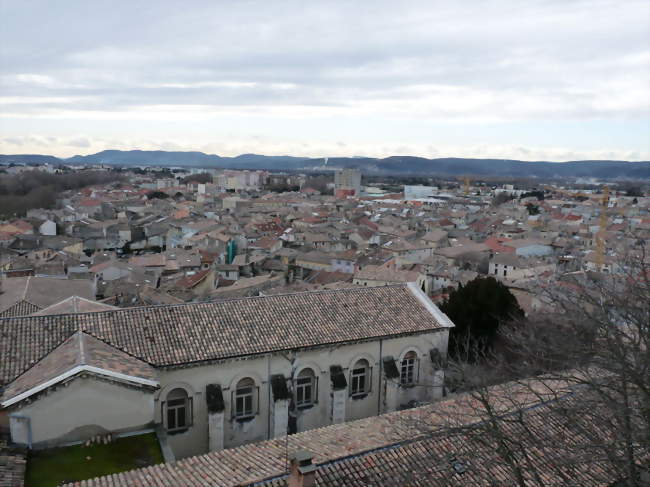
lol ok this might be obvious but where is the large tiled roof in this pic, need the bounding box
[0,277,95,316]
[31,296,118,316]
[0,284,450,386]
[2,331,158,406]
[67,378,618,487]
[266,395,626,486]
[0,300,40,319]
[354,265,418,283]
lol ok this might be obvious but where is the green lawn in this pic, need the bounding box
[25,432,163,487]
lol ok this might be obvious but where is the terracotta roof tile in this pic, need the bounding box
[0,285,447,386]
[2,331,158,405]
[66,379,636,487]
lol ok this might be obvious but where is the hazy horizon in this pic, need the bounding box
[1,1,649,162]
[4,148,650,164]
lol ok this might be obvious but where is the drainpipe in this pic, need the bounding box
[377,338,383,416]
[266,353,272,440]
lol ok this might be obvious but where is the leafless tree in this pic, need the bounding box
[399,246,650,485]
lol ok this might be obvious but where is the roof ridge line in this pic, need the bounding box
[22,275,31,300]
[78,331,86,365]
[0,283,411,320]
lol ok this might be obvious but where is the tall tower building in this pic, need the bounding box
[334,168,361,198]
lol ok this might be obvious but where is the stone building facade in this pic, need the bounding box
[0,283,453,459]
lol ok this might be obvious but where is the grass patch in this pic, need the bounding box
[25,432,163,487]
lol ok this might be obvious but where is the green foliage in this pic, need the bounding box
[519,190,545,200]
[525,202,540,215]
[441,276,524,360]
[303,175,333,194]
[0,170,123,218]
[146,190,170,199]
[267,182,300,193]
[625,186,643,197]
[25,433,163,486]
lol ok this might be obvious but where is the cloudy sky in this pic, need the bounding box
[1,0,649,161]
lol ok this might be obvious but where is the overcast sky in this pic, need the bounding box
[1,0,649,161]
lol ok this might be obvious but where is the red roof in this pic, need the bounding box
[254,236,281,250]
[78,198,102,207]
[358,217,378,231]
[176,269,211,289]
[6,220,33,233]
[483,236,515,253]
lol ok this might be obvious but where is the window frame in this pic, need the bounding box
[163,388,193,433]
[400,352,419,387]
[349,360,372,398]
[294,369,318,409]
[232,378,260,420]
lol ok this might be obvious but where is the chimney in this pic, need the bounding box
[288,450,316,487]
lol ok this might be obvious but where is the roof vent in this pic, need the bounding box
[451,458,467,475]
[289,449,317,487]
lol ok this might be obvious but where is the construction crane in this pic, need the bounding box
[595,186,609,271]
[543,184,589,201]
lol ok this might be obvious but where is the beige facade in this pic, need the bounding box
[5,328,448,458]
[1,284,453,459]
[156,329,448,459]
[10,377,155,447]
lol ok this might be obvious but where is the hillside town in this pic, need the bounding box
[1,163,649,485]
[0,165,648,315]
[2,0,649,484]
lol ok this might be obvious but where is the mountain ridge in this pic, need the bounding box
[1,150,649,179]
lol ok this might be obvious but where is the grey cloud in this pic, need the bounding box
[3,137,24,146]
[68,137,91,148]
[0,0,648,160]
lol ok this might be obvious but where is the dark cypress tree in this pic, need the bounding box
[441,276,524,361]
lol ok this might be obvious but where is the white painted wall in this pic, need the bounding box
[13,377,155,446]
[155,329,449,459]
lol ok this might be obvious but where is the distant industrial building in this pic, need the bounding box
[334,168,361,198]
[404,185,438,200]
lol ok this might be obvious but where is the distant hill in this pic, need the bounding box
[2,150,650,180]
[322,156,650,180]
[0,154,63,165]
[64,150,310,170]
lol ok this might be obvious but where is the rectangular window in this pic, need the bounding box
[235,387,254,418]
[165,398,191,432]
[351,368,368,396]
[400,357,418,386]
[295,377,317,407]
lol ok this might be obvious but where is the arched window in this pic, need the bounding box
[400,351,418,386]
[350,359,370,397]
[165,388,192,432]
[295,368,317,408]
[233,377,258,419]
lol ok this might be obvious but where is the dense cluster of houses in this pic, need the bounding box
[1,170,648,316]
[1,167,649,485]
